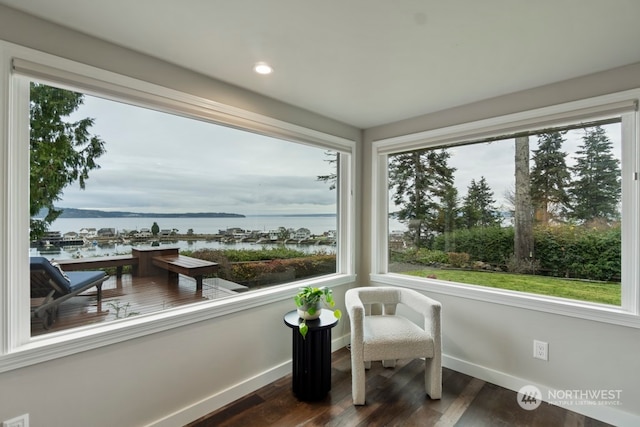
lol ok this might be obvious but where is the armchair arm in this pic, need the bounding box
[400,289,441,338]
[345,289,365,345]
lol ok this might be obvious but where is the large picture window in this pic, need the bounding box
[0,45,355,370]
[387,121,622,305]
[27,82,341,336]
[373,93,639,323]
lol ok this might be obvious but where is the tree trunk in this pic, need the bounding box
[514,137,534,260]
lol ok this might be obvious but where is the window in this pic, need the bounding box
[27,82,343,336]
[372,92,640,326]
[0,44,355,370]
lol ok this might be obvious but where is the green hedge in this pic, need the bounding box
[425,224,620,282]
[182,248,336,287]
[534,225,620,281]
[432,226,514,265]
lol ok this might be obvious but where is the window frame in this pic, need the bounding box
[370,90,640,329]
[0,41,356,373]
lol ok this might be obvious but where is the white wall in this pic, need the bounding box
[0,290,351,426]
[364,63,640,426]
[0,5,357,426]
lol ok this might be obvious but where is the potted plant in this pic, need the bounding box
[294,285,341,338]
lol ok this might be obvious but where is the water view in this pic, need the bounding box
[49,215,337,236]
[32,216,341,259]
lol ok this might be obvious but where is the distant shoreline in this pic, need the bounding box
[39,207,246,219]
[37,208,336,219]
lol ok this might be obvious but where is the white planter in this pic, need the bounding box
[297,304,321,320]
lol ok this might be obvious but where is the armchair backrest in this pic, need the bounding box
[351,287,402,316]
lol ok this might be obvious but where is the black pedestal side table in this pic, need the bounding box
[283,309,339,401]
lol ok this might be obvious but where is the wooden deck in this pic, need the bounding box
[30,273,236,336]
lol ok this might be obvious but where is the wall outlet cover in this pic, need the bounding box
[533,340,548,361]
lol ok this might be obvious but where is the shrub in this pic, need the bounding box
[505,254,540,274]
[447,252,470,268]
[415,248,449,264]
[534,224,620,281]
[389,248,448,265]
[433,226,514,265]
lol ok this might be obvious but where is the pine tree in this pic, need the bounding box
[316,150,337,190]
[30,83,106,240]
[530,132,571,223]
[389,149,456,247]
[461,177,500,228]
[568,126,621,223]
[514,136,534,261]
[433,184,459,252]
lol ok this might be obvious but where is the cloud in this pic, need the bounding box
[60,94,338,215]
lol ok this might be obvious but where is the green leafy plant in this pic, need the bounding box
[107,301,139,319]
[294,286,341,338]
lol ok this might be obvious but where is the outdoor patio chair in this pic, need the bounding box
[30,256,108,329]
[345,286,442,405]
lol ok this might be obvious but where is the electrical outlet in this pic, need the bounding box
[533,340,548,361]
[2,414,29,427]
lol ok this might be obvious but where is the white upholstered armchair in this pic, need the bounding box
[345,286,442,405]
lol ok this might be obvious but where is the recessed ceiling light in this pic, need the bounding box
[254,62,273,75]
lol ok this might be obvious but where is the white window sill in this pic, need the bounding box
[0,273,356,374]
[370,273,640,329]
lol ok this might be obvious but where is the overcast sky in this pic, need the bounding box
[445,123,622,211]
[63,95,337,215]
[62,94,621,216]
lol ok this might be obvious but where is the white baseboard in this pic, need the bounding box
[443,354,640,427]
[146,360,291,427]
[146,334,350,427]
[147,338,640,427]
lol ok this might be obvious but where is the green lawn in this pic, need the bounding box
[401,268,621,305]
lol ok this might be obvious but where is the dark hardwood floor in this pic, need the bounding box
[188,347,612,427]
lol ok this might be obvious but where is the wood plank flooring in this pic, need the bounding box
[188,347,612,427]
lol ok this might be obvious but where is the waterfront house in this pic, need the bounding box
[97,228,116,238]
[62,231,79,241]
[294,228,311,240]
[78,227,97,239]
[135,229,152,238]
[1,3,639,427]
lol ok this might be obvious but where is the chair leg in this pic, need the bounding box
[425,357,442,399]
[382,359,396,368]
[352,360,366,405]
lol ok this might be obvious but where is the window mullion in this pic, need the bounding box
[621,111,639,314]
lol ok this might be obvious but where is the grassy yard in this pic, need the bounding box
[401,268,621,306]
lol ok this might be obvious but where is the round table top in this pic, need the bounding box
[283,309,339,330]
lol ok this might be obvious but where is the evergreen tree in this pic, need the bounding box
[316,150,338,190]
[389,149,456,247]
[530,132,571,223]
[461,177,500,228]
[151,222,160,236]
[434,184,460,252]
[30,83,106,239]
[434,184,459,234]
[568,126,621,223]
[514,136,534,261]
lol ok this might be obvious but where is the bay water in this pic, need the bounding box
[32,216,339,259]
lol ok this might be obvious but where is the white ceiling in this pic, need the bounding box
[2,0,640,128]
